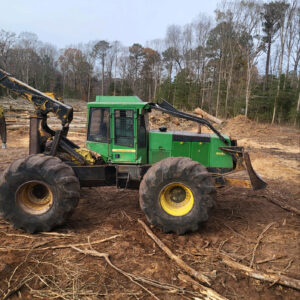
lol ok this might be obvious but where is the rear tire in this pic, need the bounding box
[139,157,215,235]
[0,154,80,233]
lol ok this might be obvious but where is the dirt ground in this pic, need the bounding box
[0,98,299,299]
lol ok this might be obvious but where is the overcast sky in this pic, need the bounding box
[0,0,219,48]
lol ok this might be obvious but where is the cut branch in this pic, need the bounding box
[256,255,286,264]
[71,245,226,300]
[262,195,300,216]
[0,234,121,252]
[178,273,228,300]
[222,257,300,291]
[138,219,211,285]
[71,246,160,300]
[249,222,276,268]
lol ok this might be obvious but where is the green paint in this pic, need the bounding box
[148,131,172,163]
[172,141,190,157]
[86,141,110,162]
[88,96,149,114]
[190,141,210,166]
[208,134,233,168]
[148,131,232,168]
[86,96,233,169]
[95,96,144,103]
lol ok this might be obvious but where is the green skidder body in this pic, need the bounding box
[148,131,232,168]
[86,96,233,169]
[0,70,267,235]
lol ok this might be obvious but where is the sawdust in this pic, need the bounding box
[251,153,300,183]
[238,138,300,154]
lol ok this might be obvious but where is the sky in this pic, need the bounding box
[0,0,219,48]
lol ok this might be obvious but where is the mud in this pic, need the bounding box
[0,100,299,299]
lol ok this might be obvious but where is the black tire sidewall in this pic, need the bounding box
[3,171,62,225]
[0,154,80,232]
[139,157,215,234]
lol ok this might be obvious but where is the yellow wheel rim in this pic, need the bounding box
[160,183,194,216]
[16,181,53,215]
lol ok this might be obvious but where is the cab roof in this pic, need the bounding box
[88,96,149,111]
[96,96,143,103]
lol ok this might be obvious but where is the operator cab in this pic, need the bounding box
[86,96,149,164]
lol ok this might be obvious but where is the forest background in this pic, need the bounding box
[0,0,299,126]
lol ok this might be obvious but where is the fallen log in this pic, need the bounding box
[222,257,300,290]
[138,219,211,286]
[194,107,223,124]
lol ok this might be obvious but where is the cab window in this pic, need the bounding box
[114,109,134,147]
[88,107,110,142]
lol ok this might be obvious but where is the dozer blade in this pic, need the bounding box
[243,152,267,190]
[218,147,267,190]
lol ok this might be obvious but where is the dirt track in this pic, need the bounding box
[0,99,299,299]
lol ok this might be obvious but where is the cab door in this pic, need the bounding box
[111,109,137,163]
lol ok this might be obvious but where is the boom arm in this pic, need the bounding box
[0,68,73,128]
[149,100,229,145]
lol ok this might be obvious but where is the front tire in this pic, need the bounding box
[139,157,215,234]
[0,154,80,233]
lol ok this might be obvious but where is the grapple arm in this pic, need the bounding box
[0,68,73,127]
[0,69,91,165]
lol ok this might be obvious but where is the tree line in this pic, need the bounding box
[0,0,299,125]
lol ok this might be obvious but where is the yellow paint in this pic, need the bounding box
[41,101,48,111]
[24,93,33,102]
[112,149,136,153]
[74,148,95,165]
[216,152,225,155]
[223,178,252,189]
[160,183,194,216]
[44,92,56,99]
[16,181,53,215]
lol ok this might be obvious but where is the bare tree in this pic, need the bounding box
[18,32,39,84]
[283,6,297,89]
[110,41,122,95]
[193,14,212,108]
[38,43,58,91]
[0,29,16,70]
[291,6,300,84]
[93,40,111,95]
[272,0,296,124]
[237,1,263,117]
[129,43,144,94]
[262,1,285,90]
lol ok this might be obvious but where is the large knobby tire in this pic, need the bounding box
[139,157,216,235]
[0,154,80,233]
